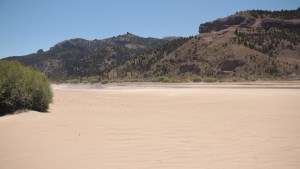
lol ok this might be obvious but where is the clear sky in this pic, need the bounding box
[0,0,299,58]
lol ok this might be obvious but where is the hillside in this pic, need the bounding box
[4,32,168,81]
[109,8,300,82]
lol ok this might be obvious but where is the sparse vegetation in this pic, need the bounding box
[150,76,178,83]
[0,61,53,116]
[234,27,299,56]
[111,37,193,79]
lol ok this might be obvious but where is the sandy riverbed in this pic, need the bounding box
[1,82,300,169]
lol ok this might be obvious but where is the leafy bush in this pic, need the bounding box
[202,77,218,82]
[0,61,53,115]
[100,80,109,84]
[150,76,178,83]
[193,77,202,82]
[88,77,100,84]
[66,79,80,84]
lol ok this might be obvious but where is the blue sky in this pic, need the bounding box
[0,0,299,58]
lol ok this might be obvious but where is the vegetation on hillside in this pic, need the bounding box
[0,61,53,116]
[247,8,300,19]
[234,27,299,57]
[111,37,193,79]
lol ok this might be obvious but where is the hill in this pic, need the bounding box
[4,32,168,81]
[109,8,300,82]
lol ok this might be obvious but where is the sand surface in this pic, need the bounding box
[1,82,300,169]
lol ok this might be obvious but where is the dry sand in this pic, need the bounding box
[1,82,300,169]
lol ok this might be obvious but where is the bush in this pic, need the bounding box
[66,79,80,84]
[100,80,109,84]
[151,76,177,83]
[202,77,218,82]
[193,77,202,82]
[0,61,53,116]
[88,77,100,84]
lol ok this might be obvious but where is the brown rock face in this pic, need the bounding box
[219,60,246,71]
[262,19,300,30]
[199,16,245,33]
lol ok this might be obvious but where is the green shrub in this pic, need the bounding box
[193,77,202,82]
[151,76,177,83]
[0,61,53,115]
[66,79,80,84]
[88,77,100,84]
[202,77,218,82]
[101,80,109,84]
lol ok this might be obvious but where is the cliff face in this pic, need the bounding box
[261,19,300,30]
[199,8,300,33]
[199,15,247,33]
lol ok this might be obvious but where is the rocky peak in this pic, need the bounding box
[126,32,136,37]
[113,32,140,41]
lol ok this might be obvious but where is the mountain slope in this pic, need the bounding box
[110,8,300,82]
[4,32,168,80]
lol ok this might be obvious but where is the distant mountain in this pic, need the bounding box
[110,8,300,82]
[4,32,169,80]
[162,36,181,41]
[3,8,300,82]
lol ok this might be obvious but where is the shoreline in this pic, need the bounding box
[52,81,300,90]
